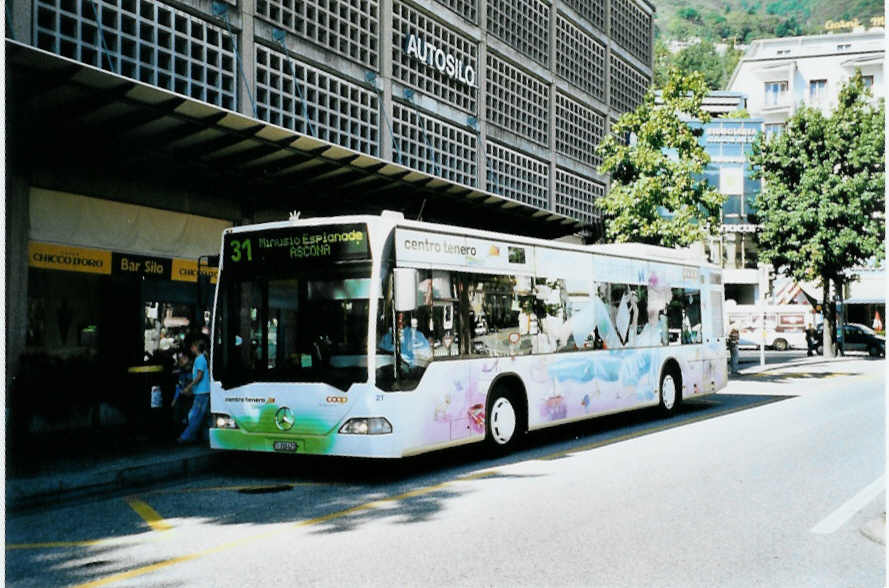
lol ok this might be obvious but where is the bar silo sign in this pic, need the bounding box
[403,34,477,88]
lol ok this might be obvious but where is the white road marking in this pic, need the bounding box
[811,474,886,534]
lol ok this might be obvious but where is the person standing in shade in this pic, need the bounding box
[728,324,740,375]
[805,323,818,357]
[177,339,211,444]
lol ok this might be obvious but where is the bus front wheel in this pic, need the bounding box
[486,386,524,454]
[659,369,681,417]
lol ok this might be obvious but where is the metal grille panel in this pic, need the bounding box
[555,14,605,102]
[486,141,549,209]
[256,44,379,156]
[610,54,649,113]
[393,103,477,186]
[561,0,605,32]
[392,1,478,114]
[555,168,604,225]
[34,0,237,109]
[432,0,477,24]
[486,0,549,67]
[255,0,379,69]
[555,92,604,168]
[611,0,651,65]
[485,53,549,147]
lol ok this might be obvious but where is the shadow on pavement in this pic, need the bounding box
[6,391,796,588]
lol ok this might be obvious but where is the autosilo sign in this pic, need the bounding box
[403,33,477,88]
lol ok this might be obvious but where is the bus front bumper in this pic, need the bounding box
[209,427,403,458]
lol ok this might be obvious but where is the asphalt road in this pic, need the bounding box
[6,357,885,587]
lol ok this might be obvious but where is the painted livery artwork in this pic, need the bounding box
[209,216,726,458]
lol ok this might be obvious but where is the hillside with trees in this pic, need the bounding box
[651,0,885,90]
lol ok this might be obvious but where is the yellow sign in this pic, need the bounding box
[30,241,218,282]
[171,258,218,284]
[825,16,883,30]
[28,242,112,275]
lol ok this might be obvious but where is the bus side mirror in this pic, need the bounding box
[394,268,418,312]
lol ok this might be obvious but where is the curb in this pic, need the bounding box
[6,450,222,512]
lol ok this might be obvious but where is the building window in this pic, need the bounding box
[486,0,550,67]
[764,123,784,139]
[34,0,237,110]
[256,0,379,69]
[555,92,605,168]
[764,81,788,106]
[610,0,652,65]
[392,103,478,187]
[555,168,605,226]
[255,45,380,156]
[555,14,606,103]
[485,54,550,146]
[486,141,549,209]
[862,75,875,88]
[809,79,827,102]
[610,55,650,114]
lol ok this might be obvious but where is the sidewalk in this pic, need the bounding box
[733,351,867,377]
[6,437,221,513]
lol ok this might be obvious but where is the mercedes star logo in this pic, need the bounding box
[274,406,295,431]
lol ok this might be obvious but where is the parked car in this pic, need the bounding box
[815,323,885,357]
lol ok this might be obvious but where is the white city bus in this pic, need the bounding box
[209,212,728,457]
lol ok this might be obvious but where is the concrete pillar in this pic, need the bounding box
[379,0,393,162]
[547,3,557,213]
[237,3,256,118]
[11,0,33,44]
[725,233,738,269]
[6,174,30,397]
[476,0,488,192]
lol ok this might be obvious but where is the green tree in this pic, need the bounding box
[596,68,725,248]
[749,72,885,356]
[674,41,724,89]
[653,39,674,89]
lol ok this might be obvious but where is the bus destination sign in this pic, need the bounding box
[224,224,369,271]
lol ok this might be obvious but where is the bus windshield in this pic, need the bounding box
[212,224,372,390]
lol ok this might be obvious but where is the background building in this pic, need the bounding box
[727,30,884,135]
[697,116,763,304]
[726,30,884,320]
[5,0,654,440]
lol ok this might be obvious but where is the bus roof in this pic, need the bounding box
[226,211,719,270]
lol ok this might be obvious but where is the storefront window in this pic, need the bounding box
[143,302,193,361]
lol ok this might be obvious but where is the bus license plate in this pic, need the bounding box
[273,440,299,452]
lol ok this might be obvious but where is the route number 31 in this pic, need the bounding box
[230,238,253,262]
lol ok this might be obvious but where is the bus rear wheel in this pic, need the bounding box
[659,369,681,417]
[486,386,524,454]
[772,338,788,351]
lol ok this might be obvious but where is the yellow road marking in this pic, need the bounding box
[74,481,454,587]
[457,470,499,481]
[125,498,172,532]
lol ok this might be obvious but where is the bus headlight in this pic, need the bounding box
[339,417,393,435]
[212,413,239,429]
